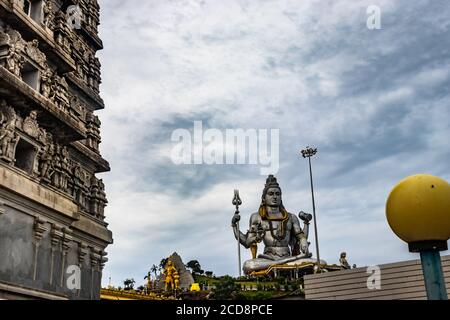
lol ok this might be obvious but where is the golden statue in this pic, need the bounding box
[173,271,180,290]
[163,260,177,291]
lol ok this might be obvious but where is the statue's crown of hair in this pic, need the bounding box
[265,175,280,189]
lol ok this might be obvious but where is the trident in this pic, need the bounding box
[232,190,243,277]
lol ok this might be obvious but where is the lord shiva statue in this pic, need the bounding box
[232,175,325,275]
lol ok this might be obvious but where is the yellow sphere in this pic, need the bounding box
[386,174,450,243]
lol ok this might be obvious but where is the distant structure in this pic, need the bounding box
[156,253,194,291]
[0,0,112,299]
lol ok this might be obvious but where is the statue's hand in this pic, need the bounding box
[231,214,241,227]
[300,238,309,254]
[246,231,258,244]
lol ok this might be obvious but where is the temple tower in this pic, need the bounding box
[0,0,112,300]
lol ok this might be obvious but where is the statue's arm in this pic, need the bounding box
[292,214,309,253]
[232,223,250,249]
[231,213,260,249]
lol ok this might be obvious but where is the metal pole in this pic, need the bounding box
[308,156,321,272]
[233,190,243,278]
[236,220,242,278]
[420,250,448,300]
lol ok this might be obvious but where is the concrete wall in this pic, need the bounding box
[0,165,107,300]
[304,255,450,300]
[0,201,102,300]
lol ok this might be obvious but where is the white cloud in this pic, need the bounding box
[96,0,450,286]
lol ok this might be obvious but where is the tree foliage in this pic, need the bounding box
[159,258,169,270]
[214,276,238,300]
[123,278,136,290]
[186,260,204,275]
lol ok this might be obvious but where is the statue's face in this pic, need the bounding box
[265,187,282,207]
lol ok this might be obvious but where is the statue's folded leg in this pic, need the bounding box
[243,253,313,274]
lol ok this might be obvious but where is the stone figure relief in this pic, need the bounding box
[0,102,19,162]
[0,20,108,219]
[40,68,53,98]
[6,42,25,77]
[42,0,55,30]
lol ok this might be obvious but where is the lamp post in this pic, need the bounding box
[386,174,450,300]
[301,146,321,272]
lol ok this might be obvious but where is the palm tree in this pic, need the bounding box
[150,264,158,278]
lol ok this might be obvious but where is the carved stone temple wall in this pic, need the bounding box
[0,0,112,300]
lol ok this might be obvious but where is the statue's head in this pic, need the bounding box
[259,175,288,220]
[340,252,347,258]
[262,175,282,207]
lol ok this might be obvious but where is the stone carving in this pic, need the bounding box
[40,69,71,113]
[0,26,50,89]
[33,216,48,281]
[0,104,106,218]
[68,31,102,94]
[71,163,89,210]
[52,75,70,112]
[0,102,19,163]
[0,18,108,220]
[50,224,63,249]
[0,27,47,74]
[6,42,25,77]
[86,112,101,152]
[49,224,63,284]
[90,248,102,271]
[20,110,47,144]
[78,242,88,265]
[40,68,53,98]
[38,141,72,193]
[89,176,107,219]
[39,143,54,181]
[23,110,40,138]
[51,145,71,191]
[33,216,47,242]
[43,0,55,30]
[0,28,25,77]
[54,10,73,54]
[100,251,108,271]
[0,105,50,165]
[25,39,46,68]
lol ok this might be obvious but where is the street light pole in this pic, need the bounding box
[301,146,321,272]
[420,249,448,300]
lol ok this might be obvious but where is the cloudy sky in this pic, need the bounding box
[95,0,450,286]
